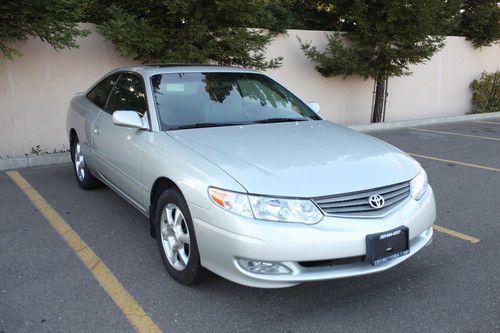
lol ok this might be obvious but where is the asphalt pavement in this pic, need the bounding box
[1,118,499,332]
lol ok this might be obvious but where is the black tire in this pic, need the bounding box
[70,136,102,190]
[155,188,206,285]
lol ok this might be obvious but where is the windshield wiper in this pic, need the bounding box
[253,117,308,124]
[168,118,308,130]
[169,122,242,130]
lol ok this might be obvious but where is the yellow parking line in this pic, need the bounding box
[409,153,500,172]
[433,224,480,244]
[474,120,500,125]
[6,171,162,333]
[409,127,500,141]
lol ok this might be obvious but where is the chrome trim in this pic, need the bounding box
[312,181,411,218]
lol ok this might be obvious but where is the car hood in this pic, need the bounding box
[167,120,419,197]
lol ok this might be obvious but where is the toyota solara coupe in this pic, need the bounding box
[66,64,435,288]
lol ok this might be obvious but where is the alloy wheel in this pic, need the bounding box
[74,142,86,182]
[160,203,191,271]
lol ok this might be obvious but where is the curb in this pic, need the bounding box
[0,152,71,171]
[0,112,498,172]
[348,111,499,132]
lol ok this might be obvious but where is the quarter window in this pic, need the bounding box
[106,73,148,116]
[86,73,120,108]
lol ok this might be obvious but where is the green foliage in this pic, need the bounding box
[82,0,114,25]
[470,71,500,113]
[300,0,459,81]
[454,0,500,48]
[90,1,282,70]
[270,1,499,50]
[0,0,90,59]
[263,1,342,32]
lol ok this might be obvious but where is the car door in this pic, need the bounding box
[81,73,120,170]
[92,72,150,206]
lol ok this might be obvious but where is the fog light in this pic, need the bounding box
[237,258,292,275]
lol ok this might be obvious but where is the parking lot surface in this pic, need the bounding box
[1,118,499,332]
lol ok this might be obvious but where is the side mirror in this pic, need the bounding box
[112,111,146,129]
[307,101,320,114]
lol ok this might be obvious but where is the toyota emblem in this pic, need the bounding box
[368,194,385,209]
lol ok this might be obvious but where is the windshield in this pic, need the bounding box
[150,72,321,130]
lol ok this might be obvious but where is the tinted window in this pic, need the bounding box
[86,73,120,108]
[151,72,321,130]
[106,73,148,116]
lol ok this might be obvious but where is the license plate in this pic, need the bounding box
[365,226,410,266]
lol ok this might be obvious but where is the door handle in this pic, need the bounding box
[94,126,100,135]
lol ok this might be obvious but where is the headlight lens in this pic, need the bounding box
[208,187,323,224]
[208,187,253,218]
[248,195,322,224]
[410,168,428,200]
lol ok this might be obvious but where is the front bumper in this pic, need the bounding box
[190,187,436,288]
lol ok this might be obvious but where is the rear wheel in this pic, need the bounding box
[155,188,205,284]
[71,137,101,190]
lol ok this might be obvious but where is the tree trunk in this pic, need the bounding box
[372,79,387,123]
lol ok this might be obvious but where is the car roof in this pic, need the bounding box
[110,64,260,77]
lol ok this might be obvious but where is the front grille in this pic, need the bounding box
[312,181,411,217]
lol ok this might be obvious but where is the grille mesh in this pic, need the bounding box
[313,181,411,217]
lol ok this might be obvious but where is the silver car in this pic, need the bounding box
[66,65,435,288]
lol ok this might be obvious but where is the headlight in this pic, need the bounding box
[248,195,322,224]
[208,188,253,218]
[208,187,323,224]
[410,168,428,200]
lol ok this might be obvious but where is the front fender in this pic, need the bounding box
[141,133,246,211]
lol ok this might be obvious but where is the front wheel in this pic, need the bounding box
[155,188,205,285]
[71,137,101,190]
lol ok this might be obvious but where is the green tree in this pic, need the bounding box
[454,0,500,48]
[300,0,459,123]
[263,1,342,32]
[0,0,90,59]
[91,0,282,70]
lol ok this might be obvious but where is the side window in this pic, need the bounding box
[106,73,148,116]
[86,73,120,108]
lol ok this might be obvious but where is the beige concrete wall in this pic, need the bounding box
[0,25,138,157]
[0,25,499,157]
[385,37,500,122]
[266,30,500,124]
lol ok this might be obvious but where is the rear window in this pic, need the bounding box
[86,73,120,108]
